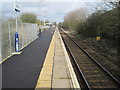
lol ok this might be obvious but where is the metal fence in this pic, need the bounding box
[0,17,2,63]
[1,20,39,61]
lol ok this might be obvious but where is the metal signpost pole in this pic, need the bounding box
[8,22,12,54]
[14,2,22,54]
[0,9,2,63]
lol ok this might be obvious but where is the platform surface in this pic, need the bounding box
[2,27,55,88]
[35,27,80,89]
[52,29,71,88]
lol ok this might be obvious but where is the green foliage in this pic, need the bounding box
[83,8,118,39]
[61,6,119,50]
[61,1,120,66]
[20,12,37,23]
[45,20,49,23]
[62,7,118,39]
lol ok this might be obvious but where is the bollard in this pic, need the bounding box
[39,28,41,37]
[44,28,45,32]
[15,32,20,52]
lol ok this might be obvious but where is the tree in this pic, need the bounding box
[45,20,49,23]
[117,1,120,67]
[20,12,37,23]
[62,8,89,31]
[103,0,119,8]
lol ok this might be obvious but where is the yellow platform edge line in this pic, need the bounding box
[35,29,56,89]
[0,54,13,64]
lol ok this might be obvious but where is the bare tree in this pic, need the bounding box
[63,8,89,31]
[103,0,119,8]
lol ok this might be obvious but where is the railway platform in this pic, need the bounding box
[35,27,80,89]
[2,26,80,89]
[2,27,55,88]
[2,26,119,89]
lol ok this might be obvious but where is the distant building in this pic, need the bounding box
[45,23,52,28]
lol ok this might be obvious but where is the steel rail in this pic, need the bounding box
[60,31,91,90]
[60,28,120,88]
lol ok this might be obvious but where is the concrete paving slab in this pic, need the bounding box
[36,88,51,90]
[39,67,53,76]
[55,49,63,52]
[54,56,66,61]
[38,75,51,81]
[44,60,53,64]
[43,62,53,67]
[52,79,71,88]
[54,60,66,67]
[53,66,68,79]
[55,51,64,53]
[36,80,51,88]
[55,53,65,56]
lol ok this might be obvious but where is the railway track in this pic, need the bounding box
[59,28,120,89]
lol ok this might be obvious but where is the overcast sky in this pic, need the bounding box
[1,0,103,22]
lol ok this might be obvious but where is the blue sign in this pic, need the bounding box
[15,32,19,52]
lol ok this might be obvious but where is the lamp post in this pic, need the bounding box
[14,2,22,54]
[0,16,2,62]
[44,15,45,32]
[43,10,47,32]
[39,0,44,32]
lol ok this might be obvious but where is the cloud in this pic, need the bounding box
[22,7,39,14]
[2,1,102,22]
[2,0,103,2]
